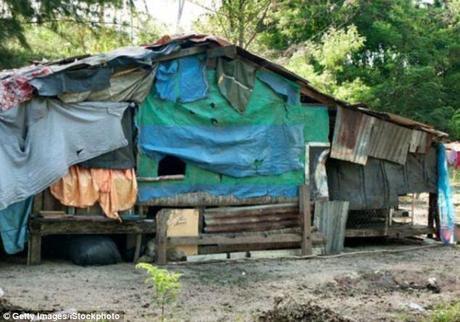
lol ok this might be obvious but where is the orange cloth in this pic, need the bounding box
[50,166,137,220]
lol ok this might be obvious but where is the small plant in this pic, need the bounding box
[426,302,460,322]
[136,263,181,322]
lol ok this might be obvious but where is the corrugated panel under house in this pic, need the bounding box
[367,118,413,165]
[330,106,375,165]
[313,200,349,254]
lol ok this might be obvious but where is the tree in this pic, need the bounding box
[259,0,460,137]
[193,0,272,49]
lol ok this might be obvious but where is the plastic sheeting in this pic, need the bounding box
[256,70,300,105]
[437,144,455,244]
[137,68,330,201]
[58,67,156,104]
[216,58,256,113]
[80,106,136,170]
[0,197,32,254]
[30,67,113,97]
[0,99,129,210]
[155,55,208,103]
[139,124,304,177]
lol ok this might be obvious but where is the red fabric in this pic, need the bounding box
[0,66,51,111]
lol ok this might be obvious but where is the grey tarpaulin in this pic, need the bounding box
[216,58,256,113]
[30,67,113,97]
[0,99,129,210]
[58,67,156,104]
[79,106,136,170]
[327,147,437,210]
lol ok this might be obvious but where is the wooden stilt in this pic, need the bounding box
[299,185,312,256]
[156,210,169,265]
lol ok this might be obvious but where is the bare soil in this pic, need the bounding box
[0,241,459,321]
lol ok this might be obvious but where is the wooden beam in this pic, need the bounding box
[155,210,169,265]
[168,232,325,246]
[299,185,312,256]
[204,219,299,233]
[27,233,42,265]
[204,203,298,218]
[204,214,299,226]
[428,193,439,239]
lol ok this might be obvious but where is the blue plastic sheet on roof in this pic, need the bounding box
[257,70,300,105]
[155,55,208,103]
[139,124,305,177]
[437,144,456,244]
[0,197,32,254]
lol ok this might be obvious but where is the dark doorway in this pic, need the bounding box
[157,155,186,176]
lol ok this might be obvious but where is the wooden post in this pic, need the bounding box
[133,234,142,263]
[156,210,169,265]
[27,232,42,265]
[299,185,312,255]
[428,193,439,239]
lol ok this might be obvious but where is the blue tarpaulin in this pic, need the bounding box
[139,124,305,177]
[155,55,208,103]
[257,70,300,105]
[437,144,456,244]
[0,197,32,254]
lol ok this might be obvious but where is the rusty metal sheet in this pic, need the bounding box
[330,106,375,165]
[409,130,432,154]
[368,118,412,165]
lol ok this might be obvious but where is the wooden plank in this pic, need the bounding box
[207,45,238,59]
[204,219,298,233]
[168,232,325,246]
[299,185,312,256]
[346,225,434,238]
[204,203,298,218]
[199,242,301,254]
[29,218,155,236]
[205,214,299,225]
[156,210,169,265]
[428,193,438,239]
[27,233,42,265]
[133,234,142,263]
[137,175,185,182]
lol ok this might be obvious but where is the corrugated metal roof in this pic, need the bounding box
[367,118,412,165]
[330,106,375,165]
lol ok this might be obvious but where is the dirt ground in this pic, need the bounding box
[0,240,459,322]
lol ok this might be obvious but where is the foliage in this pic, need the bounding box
[425,301,460,322]
[194,0,460,138]
[193,0,272,49]
[136,263,181,322]
[282,25,370,103]
[0,1,165,69]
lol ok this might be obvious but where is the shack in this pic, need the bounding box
[0,34,450,265]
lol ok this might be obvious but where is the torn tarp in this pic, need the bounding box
[79,106,136,169]
[30,67,113,97]
[139,124,305,177]
[58,67,156,104]
[0,197,32,254]
[155,55,208,103]
[257,70,300,105]
[216,58,256,113]
[0,99,129,210]
[0,65,52,111]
